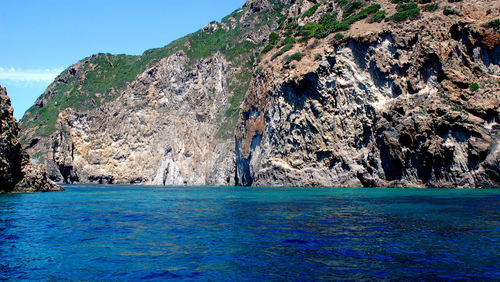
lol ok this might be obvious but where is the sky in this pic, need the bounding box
[0,0,246,120]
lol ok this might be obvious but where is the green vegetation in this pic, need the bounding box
[369,10,386,23]
[268,36,297,60]
[296,22,323,39]
[302,2,322,18]
[351,4,381,20]
[262,32,280,53]
[294,3,381,40]
[469,82,479,91]
[20,49,183,137]
[262,44,274,53]
[391,3,420,22]
[334,33,344,40]
[284,20,299,37]
[272,41,295,60]
[424,3,439,12]
[390,0,416,3]
[336,0,348,7]
[484,18,500,29]
[287,52,303,61]
[315,12,345,38]
[443,8,458,16]
[342,2,365,18]
[269,32,279,45]
[279,36,296,47]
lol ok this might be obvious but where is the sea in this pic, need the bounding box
[1,185,499,280]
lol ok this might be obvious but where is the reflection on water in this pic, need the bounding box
[1,186,499,280]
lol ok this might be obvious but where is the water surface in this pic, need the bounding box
[1,185,499,280]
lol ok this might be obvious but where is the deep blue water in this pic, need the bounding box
[1,185,499,280]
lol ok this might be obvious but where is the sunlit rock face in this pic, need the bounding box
[45,53,236,185]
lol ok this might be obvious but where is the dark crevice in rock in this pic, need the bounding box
[235,139,253,186]
[24,138,39,150]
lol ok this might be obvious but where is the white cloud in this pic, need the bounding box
[0,67,63,83]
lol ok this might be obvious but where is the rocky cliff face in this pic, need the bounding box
[235,0,499,188]
[49,53,235,185]
[0,86,62,192]
[18,0,499,188]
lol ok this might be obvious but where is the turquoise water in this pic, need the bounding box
[1,185,499,280]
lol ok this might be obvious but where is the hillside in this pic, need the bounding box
[19,0,499,187]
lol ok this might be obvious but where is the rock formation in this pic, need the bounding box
[18,0,499,188]
[18,1,285,184]
[0,86,63,192]
[49,54,235,185]
[235,0,500,188]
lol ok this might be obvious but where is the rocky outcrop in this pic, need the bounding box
[0,86,62,193]
[235,0,499,188]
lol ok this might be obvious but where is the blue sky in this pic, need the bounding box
[0,0,246,120]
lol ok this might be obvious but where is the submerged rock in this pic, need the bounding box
[0,86,63,193]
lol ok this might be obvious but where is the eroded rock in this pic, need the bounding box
[0,86,63,193]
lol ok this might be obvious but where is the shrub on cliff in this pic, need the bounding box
[424,3,439,12]
[392,3,420,22]
[288,52,303,61]
[342,1,365,18]
[302,2,322,18]
[369,10,386,23]
[469,83,479,92]
[483,18,500,30]
[262,32,280,53]
[271,37,296,60]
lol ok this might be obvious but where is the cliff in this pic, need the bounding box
[0,86,63,192]
[19,0,499,187]
[235,0,499,188]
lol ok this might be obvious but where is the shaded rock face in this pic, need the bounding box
[236,16,499,187]
[0,86,62,192]
[43,53,235,185]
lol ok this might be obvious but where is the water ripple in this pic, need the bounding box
[0,186,499,280]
